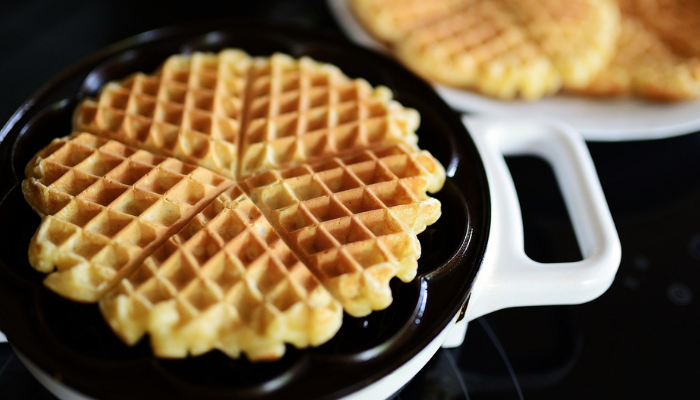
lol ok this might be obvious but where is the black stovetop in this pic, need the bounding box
[1,1,699,399]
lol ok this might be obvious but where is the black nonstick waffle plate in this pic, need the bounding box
[0,20,489,400]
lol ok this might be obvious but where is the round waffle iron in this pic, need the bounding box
[0,21,489,399]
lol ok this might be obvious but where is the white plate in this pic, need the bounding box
[327,0,700,141]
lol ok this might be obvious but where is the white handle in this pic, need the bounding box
[465,115,621,318]
[443,116,621,347]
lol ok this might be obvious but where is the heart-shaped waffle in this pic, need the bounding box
[23,50,444,361]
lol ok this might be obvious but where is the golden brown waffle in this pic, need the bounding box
[99,185,342,361]
[243,144,444,317]
[239,53,419,177]
[575,13,700,99]
[390,0,620,99]
[350,0,469,43]
[24,51,444,361]
[23,133,233,301]
[74,50,251,179]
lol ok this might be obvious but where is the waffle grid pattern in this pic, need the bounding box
[631,0,700,58]
[24,133,232,301]
[239,54,419,177]
[75,50,420,180]
[74,50,251,178]
[100,186,343,360]
[502,0,620,89]
[577,4,700,99]
[395,1,563,99]
[244,145,444,317]
[351,0,470,43]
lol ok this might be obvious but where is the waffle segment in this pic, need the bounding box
[23,133,233,301]
[576,6,700,99]
[239,54,419,177]
[502,0,620,90]
[354,0,619,100]
[626,0,700,58]
[244,145,444,317]
[99,186,343,360]
[350,0,469,43]
[74,50,251,178]
[395,1,554,98]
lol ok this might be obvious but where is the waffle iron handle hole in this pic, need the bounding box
[442,116,622,348]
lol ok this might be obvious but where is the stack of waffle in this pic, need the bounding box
[350,0,700,100]
[23,50,445,361]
